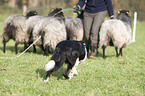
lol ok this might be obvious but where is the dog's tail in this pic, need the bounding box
[45,60,55,72]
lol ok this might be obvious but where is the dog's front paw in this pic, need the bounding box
[44,77,49,82]
[68,76,73,80]
[63,74,69,79]
[74,70,78,75]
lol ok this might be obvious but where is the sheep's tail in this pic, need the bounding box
[45,60,55,72]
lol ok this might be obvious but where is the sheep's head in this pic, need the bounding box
[26,10,38,18]
[116,9,132,29]
[48,8,65,21]
[117,9,130,17]
[116,9,131,20]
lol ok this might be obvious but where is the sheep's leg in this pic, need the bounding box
[68,58,80,80]
[24,41,27,51]
[44,45,49,56]
[41,45,44,51]
[33,45,36,53]
[102,45,106,58]
[3,38,6,53]
[115,47,119,57]
[120,48,123,56]
[15,42,18,54]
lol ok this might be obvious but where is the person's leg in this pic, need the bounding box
[83,12,94,52]
[90,11,106,57]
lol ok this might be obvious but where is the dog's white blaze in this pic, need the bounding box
[45,60,55,72]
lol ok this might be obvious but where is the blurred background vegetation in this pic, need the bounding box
[0,0,145,21]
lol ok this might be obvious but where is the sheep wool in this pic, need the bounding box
[65,17,83,41]
[2,15,27,43]
[33,17,66,53]
[2,11,37,54]
[99,19,131,48]
[25,15,47,44]
[25,8,65,54]
[99,10,132,58]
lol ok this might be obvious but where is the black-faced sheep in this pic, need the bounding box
[2,10,38,54]
[99,10,132,58]
[32,8,66,56]
[65,11,84,41]
[25,8,65,53]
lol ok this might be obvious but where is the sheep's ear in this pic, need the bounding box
[49,8,54,13]
[34,12,37,15]
[126,10,131,16]
[126,11,129,15]
[34,10,37,14]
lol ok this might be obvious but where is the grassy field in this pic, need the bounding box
[0,14,144,96]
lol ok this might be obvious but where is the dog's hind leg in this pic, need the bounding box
[68,58,80,79]
[63,64,72,79]
[44,71,53,82]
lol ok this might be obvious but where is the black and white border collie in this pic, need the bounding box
[44,40,87,82]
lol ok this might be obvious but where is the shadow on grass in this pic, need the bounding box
[87,51,115,59]
[36,66,67,80]
[0,45,45,55]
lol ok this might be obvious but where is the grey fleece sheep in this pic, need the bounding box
[25,8,65,53]
[65,11,84,41]
[2,10,38,54]
[99,10,132,58]
[32,8,66,56]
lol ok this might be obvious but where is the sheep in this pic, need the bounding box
[65,10,84,41]
[25,8,65,53]
[99,9,132,58]
[32,8,66,56]
[2,10,38,54]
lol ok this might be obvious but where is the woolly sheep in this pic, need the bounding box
[65,11,84,41]
[32,8,66,56]
[99,10,132,58]
[25,8,65,52]
[2,10,38,54]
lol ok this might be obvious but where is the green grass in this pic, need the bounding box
[0,15,144,96]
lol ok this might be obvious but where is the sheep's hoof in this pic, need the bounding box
[116,54,120,57]
[103,56,106,59]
